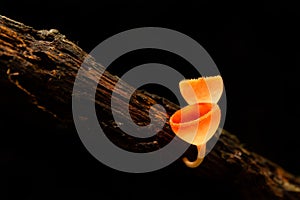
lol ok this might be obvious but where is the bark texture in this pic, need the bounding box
[1,15,300,199]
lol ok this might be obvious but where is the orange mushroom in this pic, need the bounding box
[179,75,223,104]
[169,75,223,168]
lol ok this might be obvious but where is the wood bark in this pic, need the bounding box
[1,15,300,199]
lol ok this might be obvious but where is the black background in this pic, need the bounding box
[1,1,300,199]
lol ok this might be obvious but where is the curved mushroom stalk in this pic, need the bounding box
[169,76,224,168]
[183,144,206,168]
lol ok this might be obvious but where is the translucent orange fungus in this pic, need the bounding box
[169,76,223,168]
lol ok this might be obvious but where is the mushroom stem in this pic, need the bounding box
[182,143,206,168]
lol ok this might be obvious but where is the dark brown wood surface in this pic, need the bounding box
[1,15,300,199]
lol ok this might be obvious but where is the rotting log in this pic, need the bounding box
[1,15,300,199]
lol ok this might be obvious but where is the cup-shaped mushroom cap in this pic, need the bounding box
[179,75,223,105]
[169,103,221,145]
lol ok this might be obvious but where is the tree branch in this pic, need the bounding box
[1,15,299,199]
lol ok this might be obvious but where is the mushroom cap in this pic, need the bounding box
[169,103,221,145]
[179,75,223,105]
[170,75,223,145]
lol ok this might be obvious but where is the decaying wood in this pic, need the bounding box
[1,15,300,199]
